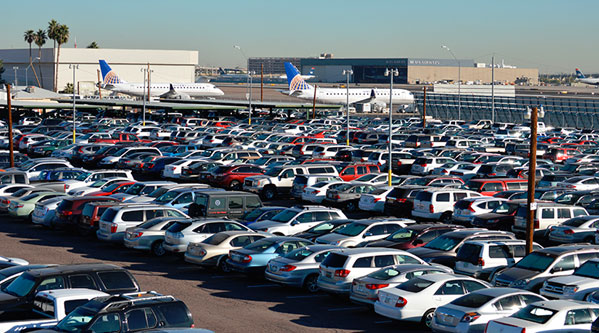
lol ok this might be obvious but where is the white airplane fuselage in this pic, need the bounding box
[107,83,224,97]
[578,78,599,86]
[293,87,414,105]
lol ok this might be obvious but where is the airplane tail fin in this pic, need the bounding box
[99,60,125,85]
[218,67,226,75]
[576,68,586,79]
[284,62,312,92]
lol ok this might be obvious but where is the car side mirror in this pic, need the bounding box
[551,266,565,273]
[291,221,299,226]
[412,239,423,246]
[363,232,373,238]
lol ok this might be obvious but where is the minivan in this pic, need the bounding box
[187,191,263,219]
[412,188,482,222]
[512,202,588,238]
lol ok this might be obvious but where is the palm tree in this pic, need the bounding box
[87,41,99,49]
[23,30,41,87]
[54,24,69,92]
[34,29,46,88]
[47,19,59,91]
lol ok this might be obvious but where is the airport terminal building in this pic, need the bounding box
[298,57,539,85]
[0,48,198,94]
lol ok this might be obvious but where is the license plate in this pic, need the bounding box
[356,285,365,292]
[325,272,332,278]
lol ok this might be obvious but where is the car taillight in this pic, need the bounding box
[311,190,320,195]
[461,312,481,323]
[397,198,407,203]
[563,229,574,235]
[334,269,350,277]
[420,164,427,167]
[14,204,23,208]
[148,163,155,169]
[395,297,408,307]
[429,204,434,213]
[335,194,340,199]
[396,161,402,166]
[534,219,539,229]
[488,173,496,176]
[374,198,382,202]
[468,202,476,212]
[242,255,252,263]
[279,265,297,272]
[366,283,389,290]
[477,258,485,266]
[62,211,73,216]
[64,184,70,190]
[110,223,118,233]
[130,231,143,238]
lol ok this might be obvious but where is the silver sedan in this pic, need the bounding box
[548,215,599,244]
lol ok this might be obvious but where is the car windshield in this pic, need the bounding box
[562,217,591,227]
[355,174,379,182]
[202,232,230,245]
[514,252,556,271]
[284,248,315,261]
[265,167,282,177]
[125,184,144,195]
[155,191,180,204]
[492,202,518,214]
[270,209,298,223]
[75,172,91,181]
[240,208,266,222]
[148,187,168,198]
[55,306,97,332]
[511,305,556,324]
[424,235,462,251]
[334,223,367,236]
[368,267,401,280]
[387,228,416,241]
[101,183,121,193]
[574,260,599,279]
[450,293,494,307]
[396,277,434,292]
[4,273,36,297]
[90,179,108,188]
[403,178,429,186]
[245,239,276,251]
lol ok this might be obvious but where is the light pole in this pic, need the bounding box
[12,67,18,86]
[342,69,353,146]
[385,68,399,187]
[442,45,461,120]
[69,64,79,143]
[140,67,153,126]
[234,45,253,125]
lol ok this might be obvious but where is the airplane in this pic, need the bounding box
[282,62,414,110]
[279,66,315,80]
[575,68,599,86]
[99,60,224,98]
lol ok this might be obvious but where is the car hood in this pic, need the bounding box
[366,239,407,248]
[495,267,539,282]
[547,274,596,286]
[407,247,449,258]
[315,233,348,243]
[249,220,285,230]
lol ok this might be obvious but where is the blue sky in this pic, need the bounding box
[1,0,597,73]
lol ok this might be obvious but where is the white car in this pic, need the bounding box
[540,258,599,300]
[485,300,599,333]
[431,162,475,176]
[301,181,347,204]
[67,177,131,196]
[162,159,204,179]
[374,273,490,328]
[452,197,508,224]
[558,176,599,191]
[249,206,347,236]
[449,164,482,181]
[358,187,394,213]
[411,157,456,175]
[62,170,134,192]
[432,288,546,333]
[315,218,415,247]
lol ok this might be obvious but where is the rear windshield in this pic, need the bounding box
[424,235,462,251]
[284,248,316,261]
[466,181,483,192]
[367,267,401,281]
[562,217,591,227]
[295,176,309,185]
[81,204,95,218]
[100,208,118,222]
[156,302,191,326]
[396,277,434,292]
[456,243,482,263]
[415,191,433,202]
[450,293,494,308]
[511,305,557,324]
[321,253,348,268]
[168,222,191,233]
[245,239,277,251]
[57,200,74,211]
[97,271,136,291]
[202,233,229,245]
[454,200,471,210]
[334,223,367,236]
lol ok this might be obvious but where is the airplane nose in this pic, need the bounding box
[215,88,225,95]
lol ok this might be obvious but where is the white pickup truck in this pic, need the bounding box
[0,288,107,332]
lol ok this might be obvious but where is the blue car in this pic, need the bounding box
[237,206,286,225]
[141,157,181,178]
[38,168,88,181]
[227,236,313,274]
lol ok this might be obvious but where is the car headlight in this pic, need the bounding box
[511,279,529,288]
[564,286,579,295]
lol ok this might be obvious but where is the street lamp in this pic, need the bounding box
[12,67,18,86]
[234,45,253,125]
[384,68,399,187]
[342,69,353,146]
[69,64,79,143]
[442,45,461,120]
[140,66,153,126]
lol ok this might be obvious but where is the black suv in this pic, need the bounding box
[41,292,193,332]
[0,263,140,315]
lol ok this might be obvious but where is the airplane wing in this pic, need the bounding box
[160,84,191,100]
[352,89,376,104]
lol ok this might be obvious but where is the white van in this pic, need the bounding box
[412,188,482,222]
[512,203,589,238]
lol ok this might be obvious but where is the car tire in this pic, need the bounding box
[345,201,357,212]
[421,308,435,328]
[304,274,319,293]
[263,186,276,200]
[229,180,242,191]
[151,240,166,257]
[440,212,452,223]
[218,256,231,273]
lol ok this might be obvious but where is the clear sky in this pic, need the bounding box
[1,0,597,73]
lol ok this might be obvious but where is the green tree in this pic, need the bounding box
[87,41,99,49]
[23,30,41,87]
[47,19,59,91]
[34,29,46,88]
[54,24,69,92]
[60,82,73,94]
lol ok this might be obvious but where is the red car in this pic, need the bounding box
[87,181,136,196]
[209,165,264,190]
[363,224,464,250]
[542,147,580,163]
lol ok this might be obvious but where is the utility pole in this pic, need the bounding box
[142,68,146,126]
[6,84,14,168]
[147,63,151,103]
[385,68,399,187]
[492,55,495,123]
[69,64,79,143]
[248,71,254,125]
[12,67,19,86]
[342,69,353,146]
[312,85,317,120]
[526,107,538,254]
[97,69,102,99]
[423,86,427,128]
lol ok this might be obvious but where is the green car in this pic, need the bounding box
[31,139,71,157]
[8,192,69,221]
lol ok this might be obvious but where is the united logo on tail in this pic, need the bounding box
[284,62,311,91]
[99,60,123,85]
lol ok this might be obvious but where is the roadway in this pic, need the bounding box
[0,211,423,332]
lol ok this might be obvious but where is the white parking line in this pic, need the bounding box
[286,294,328,299]
[247,284,279,288]
[327,306,364,312]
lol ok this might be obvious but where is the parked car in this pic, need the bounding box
[227,236,313,274]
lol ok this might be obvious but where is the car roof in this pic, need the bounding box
[537,244,599,255]
[530,299,599,311]
[330,248,409,255]
[26,263,125,278]
[36,288,109,300]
